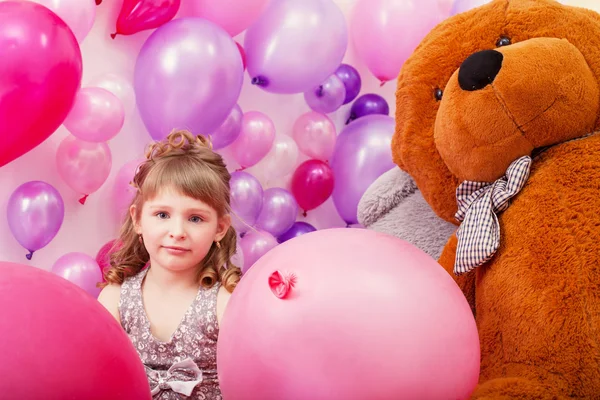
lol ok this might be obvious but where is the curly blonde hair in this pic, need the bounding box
[99,130,241,292]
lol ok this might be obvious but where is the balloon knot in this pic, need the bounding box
[346,114,356,125]
[268,271,296,299]
[302,210,307,217]
[316,85,324,97]
[79,194,89,205]
[95,0,102,4]
[110,32,117,39]
[26,250,34,260]
[379,80,387,87]
[251,76,268,87]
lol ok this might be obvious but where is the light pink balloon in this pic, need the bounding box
[252,135,299,182]
[24,0,96,42]
[229,111,276,169]
[292,111,337,161]
[189,0,270,37]
[111,158,143,222]
[56,135,112,203]
[350,0,448,84]
[63,87,125,143]
[87,73,136,115]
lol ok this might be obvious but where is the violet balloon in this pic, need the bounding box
[239,230,278,274]
[277,221,317,243]
[255,188,299,238]
[304,74,346,114]
[7,181,65,260]
[244,0,348,94]
[210,104,243,150]
[335,64,362,105]
[347,93,390,124]
[230,171,264,235]
[63,87,125,142]
[229,111,276,168]
[134,18,243,140]
[331,115,396,225]
[292,111,337,162]
[51,252,103,298]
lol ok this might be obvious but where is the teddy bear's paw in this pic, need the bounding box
[472,377,567,400]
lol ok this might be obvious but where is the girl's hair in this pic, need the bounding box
[99,129,241,292]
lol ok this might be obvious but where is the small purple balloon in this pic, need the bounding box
[51,252,103,298]
[277,221,316,243]
[210,103,243,150]
[230,171,264,234]
[239,230,278,274]
[304,74,346,114]
[335,64,361,105]
[255,188,299,237]
[7,181,65,260]
[346,93,390,124]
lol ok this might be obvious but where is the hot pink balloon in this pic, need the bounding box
[111,159,143,222]
[0,1,82,168]
[244,0,348,94]
[292,111,337,161]
[218,228,480,400]
[291,159,334,215]
[56,135,112,204]
[63,87,125,142]
[52,252,103,298]
[238,230,278,274]
[24,0,96,42]
[189,0,270,37]
[350,0,447,84]
[96,239,121,282]
[229,111,276,168]
[112,0,180,38]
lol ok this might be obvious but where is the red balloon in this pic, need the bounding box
[236,41,246,70]
[291,159,334,215]
[0,262,151,399]
[112,0,180,38]
[0,1,82,168]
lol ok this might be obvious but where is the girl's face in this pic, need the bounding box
[131,186,230,273]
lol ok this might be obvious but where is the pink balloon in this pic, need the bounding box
[230,111,276,168]
[52,252,103,298]
[238,230,278,274]
[292,111,337,161]
[112,0,180,38]
[244,0,348,94]
[87,73,136,115]
[291,159,334,214]
[111,158,143,222]
[0,1,82,168]
[56,135,112,203]
[189,0,270,37]
[26,0,96,42]
[252,135,299,182]
[218,228,480,399]
[210,103,243,150]
[96,239,122,282]
[304,74,346,114]
[63,87,125,142]
[350,0,448,84]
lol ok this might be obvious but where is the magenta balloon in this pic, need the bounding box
[134,18,243,140]
[51,252,103,298]
[330,115,396,224]
[244,0,348,94]
[7,181,65,259]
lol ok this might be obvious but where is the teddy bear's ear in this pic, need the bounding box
[392,0,600,223]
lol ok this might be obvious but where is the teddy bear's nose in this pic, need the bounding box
[458,49,504,91]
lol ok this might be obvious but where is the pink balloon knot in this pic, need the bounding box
[268,271,296,299]
[302,210,307,217]
[110,32,117,39]
[79,194,89,205]
[379,80,387,87]
[25,250,34,260]
[236,166,246,172]
[95,0,102,4]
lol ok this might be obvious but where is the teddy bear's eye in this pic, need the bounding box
[434,88,443,101]
[496,36,511,47]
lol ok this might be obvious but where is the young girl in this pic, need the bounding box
[98,130,241,400]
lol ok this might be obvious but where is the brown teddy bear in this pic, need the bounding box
[391,0,600,397]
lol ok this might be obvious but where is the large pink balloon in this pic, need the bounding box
[244,0,348,94]
[25,0,96,42]
[63,87,125,142]
[292,111,337,161]
[56,135,112,203]
[218,228,480,399]
[229,111,276,168]
[350,0,447,84]
[0,1,82,168]
[51,252,103,298]
[189,0,270,37]
[0,262,151,399]
[134,18,244,140]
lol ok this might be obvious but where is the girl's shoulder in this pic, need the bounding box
[97,283,122,324]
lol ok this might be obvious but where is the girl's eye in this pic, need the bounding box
[190,216,202,223]
[156,212,168,219]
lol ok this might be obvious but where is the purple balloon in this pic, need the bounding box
[230,171,264,235]
[331,115,396,224]
[304,74,346,114]
[277,221,317,243]
[450,0,490,15]
[134,18,244,140]
[210,103,243,150]
[244,0,348,94]
[7,181,65,260]
[51,252,102,298]
[255,188,299,237]
[335,64,362,104]
[239,230,278,274]
[346,93,389,124]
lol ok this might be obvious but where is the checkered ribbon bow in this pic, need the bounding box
[453,156,532,275]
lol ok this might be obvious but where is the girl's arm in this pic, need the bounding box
[97,284,122,324]
[216,286,232,326]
